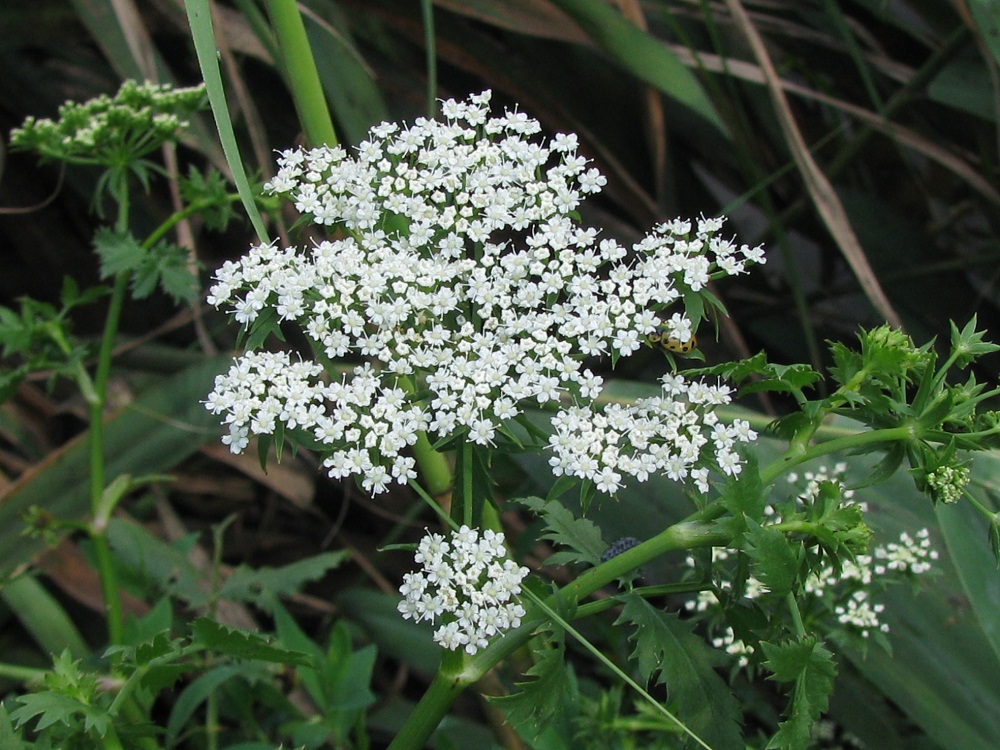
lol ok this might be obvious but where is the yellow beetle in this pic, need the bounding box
[647,326,698,354]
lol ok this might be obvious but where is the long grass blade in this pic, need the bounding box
[184,0,270,243]
[723,0,902,328]
[547,0,727,136]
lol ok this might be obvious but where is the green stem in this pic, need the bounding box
[411,430,453,498]
[759,424,914,486]
[265,0,339,147]
[100,724,125,750]
[786,592,806,639]
[387,650,474,750]
[0,662,48,683]
[87,271,130,648]
[420,0,438,118]
[142,194,242,250]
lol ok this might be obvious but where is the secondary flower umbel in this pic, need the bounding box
[205,91,765,495]
[397,525,529,654]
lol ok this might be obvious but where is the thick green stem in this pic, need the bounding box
[387,650,474,750]
[0,661,48,683]
[265,0,339,147]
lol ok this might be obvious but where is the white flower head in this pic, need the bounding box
[397,525,529,654]
[206,92,765,494]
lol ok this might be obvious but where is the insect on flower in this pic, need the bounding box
[647,326,698,354]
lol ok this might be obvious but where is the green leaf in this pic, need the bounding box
[9,651,110,739]
[190,617,311,666]
[179,166,235,230]
[120,240,200,303]
[184,0,270,243]
[745,522,801,598]
[516,496,606,566]
[717,452,765,540]
[618,595,743,750]
[218,551,348,612]
[967,1,1000,72]
[94,228,145,278]
[0,705,28,749]
[950,316,1000,367]
[336,589,439,676]
[165,664,243,748]
[489,636,569,734]
[762,637,837,750]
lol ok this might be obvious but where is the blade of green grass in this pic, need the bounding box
[546,0,728,136]
[184,0,270,243]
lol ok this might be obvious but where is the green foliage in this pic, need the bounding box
[6,1,1000,747]
[273,605,377,748]
[618,596,743,750]
[191,618,311,666]
[490,635,570,734]
[745,522,802,599]
[94,228,200,304]
[517,496,606,567]
[0,277,106,402]
[218,551,349,613]
[178,166,237,231]
[762,637,837,750]
[8,651,116,745]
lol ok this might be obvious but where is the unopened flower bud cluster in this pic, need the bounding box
[10,80,205,164]
[397,525,529,654]
[925,464,970,504]
[685,466,938,662]
[206,91,765,495]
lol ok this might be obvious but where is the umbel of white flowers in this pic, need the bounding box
[398,525,529,654]
[205,90,764,495]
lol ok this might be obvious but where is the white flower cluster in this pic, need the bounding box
[832,590,887,639]
[804,527,938,599]
[397,525,529,654]
[206,90,764,494]
[549,375,756,494]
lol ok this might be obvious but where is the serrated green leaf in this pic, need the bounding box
[94,228,145,278]
[745,522,801,598]
[717,452,765,540]
[10,692,90,733]
[219,551,348,612]
[489,637,569,734]
[763,637,837,750]
[191,618,310,666]
[618,596,743,750]
[0,705,28,749]
[517,496,605,566]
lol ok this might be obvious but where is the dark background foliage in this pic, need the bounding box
[1,2,999,748]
